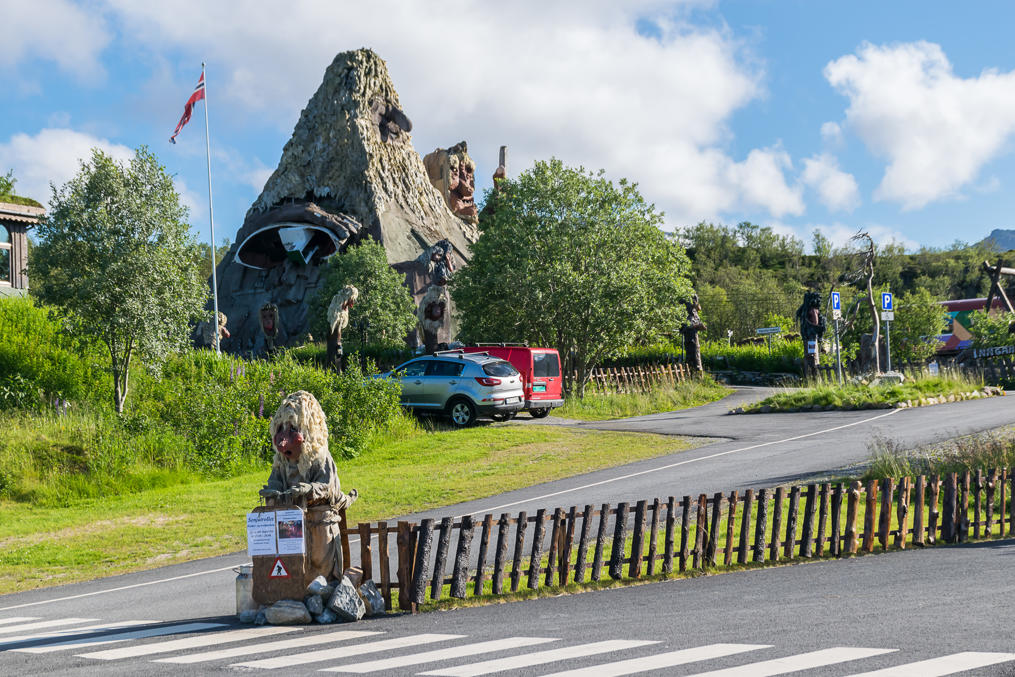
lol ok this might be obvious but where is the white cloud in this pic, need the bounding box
[95,1,805,224]
[804,222,917,252]
[820,121,842,145]
[0,128,133,204]
[825,41,1015,210]
[801,154,860,212]
[0,0,110,80]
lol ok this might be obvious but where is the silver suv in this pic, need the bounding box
[379,351,524,426]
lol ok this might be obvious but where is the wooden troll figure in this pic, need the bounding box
[259,390,358,580]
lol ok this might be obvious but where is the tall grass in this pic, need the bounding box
[746,373,985,412]
[556,377,730,420]
[864,429,1015,481]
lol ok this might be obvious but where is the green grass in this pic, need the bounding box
[863,428,1015,481]
[742,374,987,413]
[0,424,704,593]
[555,377,731,421]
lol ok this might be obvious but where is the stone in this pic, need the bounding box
[264,599,312,625]
[305,594,325,616]
[238,608,260,624]
[306,575,330,596]
[327,576,366,621]
[314,608,339,624]
[208,49,476,355]
[359,580,386,616]
[759,405,772,413]
[254,609,267,625]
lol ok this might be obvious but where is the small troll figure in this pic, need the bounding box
[259,390,358,580]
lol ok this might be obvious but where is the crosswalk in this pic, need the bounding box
[0,615,1011,675]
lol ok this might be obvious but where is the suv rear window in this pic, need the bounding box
[483,360,518,377]
[533,352,560,377]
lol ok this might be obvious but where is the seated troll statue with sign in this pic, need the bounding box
[259,391,358,580]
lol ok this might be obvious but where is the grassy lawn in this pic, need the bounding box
[554,378,731,421]
[0,425,705,594]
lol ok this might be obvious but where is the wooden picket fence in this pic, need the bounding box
[577,363,694,395]
[345,468,1015,612]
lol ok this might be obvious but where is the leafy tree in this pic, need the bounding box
[454,158,693,396]
[890,288,947,363]
[967,309,1015,349]
[0,170,15,198]
[195,238,232,282]
[27,147,208,413]
[307,238,416,349]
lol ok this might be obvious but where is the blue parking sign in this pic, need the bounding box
[831,291,841,311]
[882,292,893,311]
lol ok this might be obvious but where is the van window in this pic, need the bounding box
[533,352,560,377]
[483,360,518,377]
[427,361,464,377]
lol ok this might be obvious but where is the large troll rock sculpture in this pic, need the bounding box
[260,390,357,581]
[681,294,706,373]
[796,291,826,377]
[417,285,450,353]
[423,142,478,224]
[210,49,475,354]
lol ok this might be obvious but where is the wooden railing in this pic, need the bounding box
[575,363,695,395]
[346,468,1015,612]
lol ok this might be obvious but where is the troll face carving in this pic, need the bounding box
[423,141,478,224]
[370,98,412,142]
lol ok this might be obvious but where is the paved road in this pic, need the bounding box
[1,389,1013,675]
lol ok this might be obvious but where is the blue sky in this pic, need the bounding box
[3,1,1015,253]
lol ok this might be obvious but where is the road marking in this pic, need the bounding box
[466,410,901,517]
[0,564,244,611]
[0,617,38,626]
[845,651,1015,676]
[11,621,226,653]
[537,644,772,676]
[419,640,660,676]
[153,630,383,664]
[76,625,298,660]
[0,621,157,650]
[231,633,464,669]
[682,647,897,676]
[322,637,560,673]
[0,618,96,635]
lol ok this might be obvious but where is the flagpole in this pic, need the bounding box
[201,61,221,355]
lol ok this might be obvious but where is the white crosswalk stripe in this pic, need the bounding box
[681,648,898,676]
[322,637,560,673]
[537,644,773,677]
[153,629,383,664]
[231,633,465,669]
[845,651,1015,676]
[10,621,226,653]
[76,625,298,660]
[419,639,660,677]
[0,618,96,635]
[0,617,39,626]
[0,621,157,650]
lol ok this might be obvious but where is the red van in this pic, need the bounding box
[462,344,564,418]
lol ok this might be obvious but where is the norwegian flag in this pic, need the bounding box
[169,72,206,144]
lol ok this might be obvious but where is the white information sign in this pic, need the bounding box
[275,509,306,555]
[246,511,277,557]
[806,340,818,355]
[881,311,895,321]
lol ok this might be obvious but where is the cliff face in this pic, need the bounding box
[980,229,1015,252]
[211,49,476,354]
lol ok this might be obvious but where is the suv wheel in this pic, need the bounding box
[447,398,477,427]
[529,408,550,419]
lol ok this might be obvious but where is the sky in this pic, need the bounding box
[3,0,1015,253]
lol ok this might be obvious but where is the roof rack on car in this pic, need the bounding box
[470,342,529,347]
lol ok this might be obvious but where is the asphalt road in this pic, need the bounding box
[2,389,1014,675]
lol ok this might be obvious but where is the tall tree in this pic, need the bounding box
[27,147,207,413]
[455,158,693,396]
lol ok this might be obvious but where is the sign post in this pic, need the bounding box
[881,292,894,372]
[831,291,843,385]
[756,326,781,356]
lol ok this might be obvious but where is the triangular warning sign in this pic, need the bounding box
[269,557,289,578]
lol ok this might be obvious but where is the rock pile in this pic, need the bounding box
[240,569,387,625]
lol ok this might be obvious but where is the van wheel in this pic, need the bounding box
[447,398,477,427]
[529,408,550,419]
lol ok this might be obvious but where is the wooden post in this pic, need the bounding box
[679,496,691,572]
[800,485,816,558]
[561,506,577,586]
[845,481,861,555]
[830,484,843,557]
[708,492,723,567]
[928,475,941,545]
[770,487,785,562]
[784,486,800,559]
[986,469,997,538]
[913,477,926,546]
[545,508,563,587]
[1009,466,1015,536]
[592,503,610,582]
[724,491,738,566]
[610,503,629,580]
[450,515,474,599]
[340,508,352,574]
[411,520,434,607]
[430,516,453,601]
[878,478,892,552]
[358,523,373,583]
[816,484,830,557]
[1000,468,1007,538]
[377,522,391,610]
[754,488,768,563]
[895,478,910,550]
[738,489,753,564]
[473,514,493,597]
[647,498,661,575]
[629,500,647,578]
[974,469,983,539]
[528,509,547,589]
[510,511,527,592]
[396,521,412,610]
[693,495,707,570]
[492,514,509,595]
[863,479,877,553]
[663,496,676,574]
[575,505,594,583]
[959,471,970,542]
[941,473,956,543]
